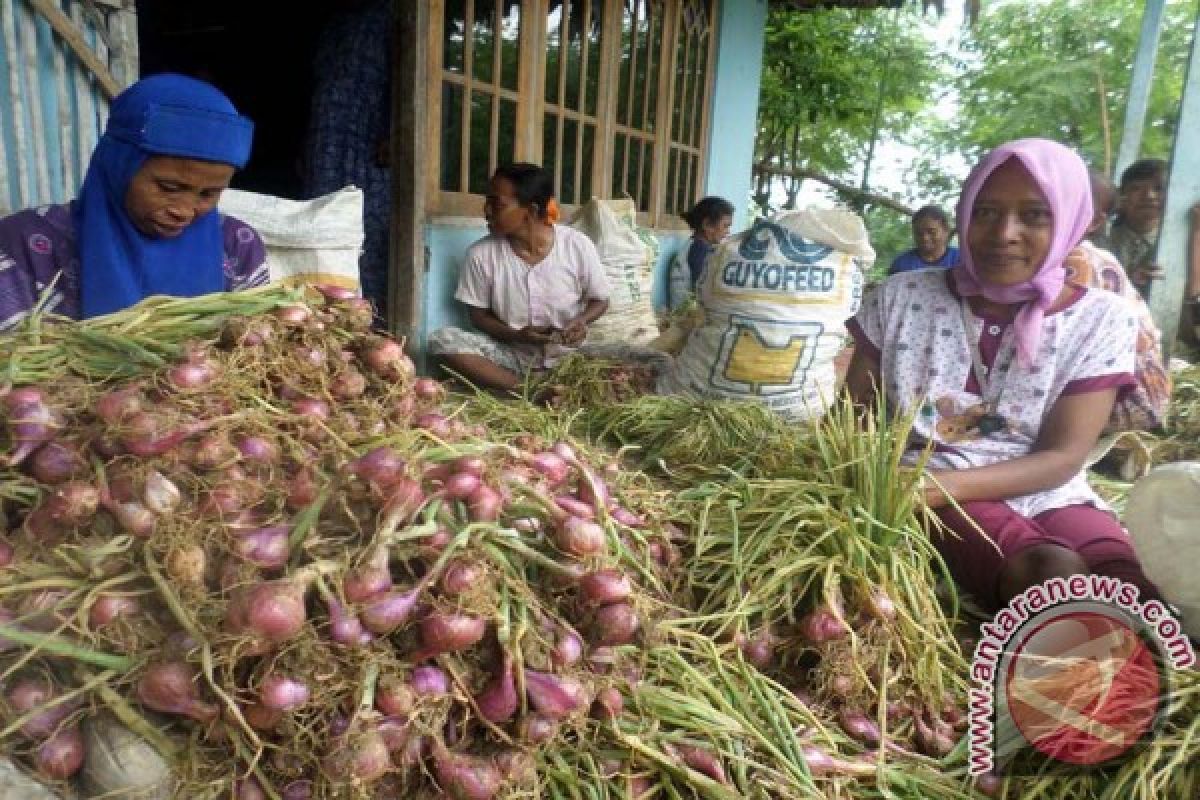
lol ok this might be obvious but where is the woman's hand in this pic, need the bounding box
[1130,261,1165,288]
[919,470,954,510]
[516,325,558,345]
[559,318,588,346]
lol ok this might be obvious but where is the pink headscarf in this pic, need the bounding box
[953,138,1093,368]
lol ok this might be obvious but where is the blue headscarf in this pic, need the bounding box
[76,74,254,318]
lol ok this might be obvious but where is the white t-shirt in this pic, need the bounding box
[455,225,611,366]
[850,269,1138,517]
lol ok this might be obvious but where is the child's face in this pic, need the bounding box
[1119,175,1166,231]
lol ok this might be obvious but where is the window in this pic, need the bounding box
[437,0,523,199]
[611,1,664,213]
[666,0,713,217]
[428,0,717,225]
[543,0,604,206]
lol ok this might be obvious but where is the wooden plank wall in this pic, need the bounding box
[0,0,134,215]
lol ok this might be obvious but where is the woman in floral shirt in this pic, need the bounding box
[845,138,1158,610]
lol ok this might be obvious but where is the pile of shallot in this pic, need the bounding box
[0,286,681,800]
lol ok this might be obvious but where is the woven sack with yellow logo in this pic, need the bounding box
[657,209,873,418]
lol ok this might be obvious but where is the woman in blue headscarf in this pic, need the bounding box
[0,74,268,329]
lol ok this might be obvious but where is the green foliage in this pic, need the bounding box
[863,206,918,279]
[948,0,1194,172]
[754,7,947,205]
[755,0,1195,268]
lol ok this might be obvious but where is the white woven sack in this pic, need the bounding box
[1124,462,1200,640]
[219,186,365,291]
[569,198,660,345]
[658,208,873,418]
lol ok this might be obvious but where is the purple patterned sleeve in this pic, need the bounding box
[0,205,79,330]
[220,214,269,290]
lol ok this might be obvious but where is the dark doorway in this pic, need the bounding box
[135,2,339,198]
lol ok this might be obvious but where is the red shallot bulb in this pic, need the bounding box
[95,385,143,424]
[359,336,414,381]
[360,588,421,635]
[413,377,445,403]
[323,724,391,787]
[343,545,393,603]
[431,743,506,800]
[88,593,141,629]
[35,724,85,780]
[260,673,311,711]
[554,516,607,558]
[3,388,65,466]
[474,655,518,723]
[591,602,640,646]
[524,669,589,720]
[410,666,450,697]
[6,678,76,739]
[167,358,217,391]
[419,611,486,657]
[578,569,633,607]
[225,579,309,643]
[375,678,415,717]
[236,435,280,465]
[345,447,406,490]
[136,662,219,723]
[27,440,85,484]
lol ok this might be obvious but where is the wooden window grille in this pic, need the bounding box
[437,0,523,208]
[542,0,606,206]
[429,0,715,225]
[665,0,713,217]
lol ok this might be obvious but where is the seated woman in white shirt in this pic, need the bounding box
[429,163,610,391]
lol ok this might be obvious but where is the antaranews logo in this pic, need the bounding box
[967,575,1195,777]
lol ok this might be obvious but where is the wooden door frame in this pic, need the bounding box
[389,0,430,342]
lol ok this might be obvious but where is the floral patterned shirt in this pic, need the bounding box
[0,203,268,331]
[849,269,1138,517]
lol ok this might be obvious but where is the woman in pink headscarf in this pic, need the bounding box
[845,138,1158,610]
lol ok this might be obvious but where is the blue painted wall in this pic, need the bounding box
[0,1,109,214]
[704,0,767,232]
[417,0,767,367]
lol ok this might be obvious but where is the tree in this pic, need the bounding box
[912,0,1193,200]
[754,1,1195,275]
[753,6,948,214]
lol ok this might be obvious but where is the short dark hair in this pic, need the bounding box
[683,196,735,232]
[492,163,555,215]
[1119,158,1167,189]
[912,204,952,230]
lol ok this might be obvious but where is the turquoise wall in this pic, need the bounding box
[704,0,767,231]
[417,0,767,369]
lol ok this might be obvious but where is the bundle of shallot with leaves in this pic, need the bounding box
[668,398,972,767]
[0,285,692,799]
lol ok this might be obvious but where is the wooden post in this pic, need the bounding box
[390,0,429,362]
[105,0,139,89]
[25,0,120,99]
[1149,6,1200,355]
[1113,0,1165,181]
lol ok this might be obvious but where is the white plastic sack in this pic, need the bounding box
[80,714,175,799]
[1124,462,1200,640]
[218,186,365,291]
[570,198,660,345]
[658,209,872,418]
[0,757,61,800]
